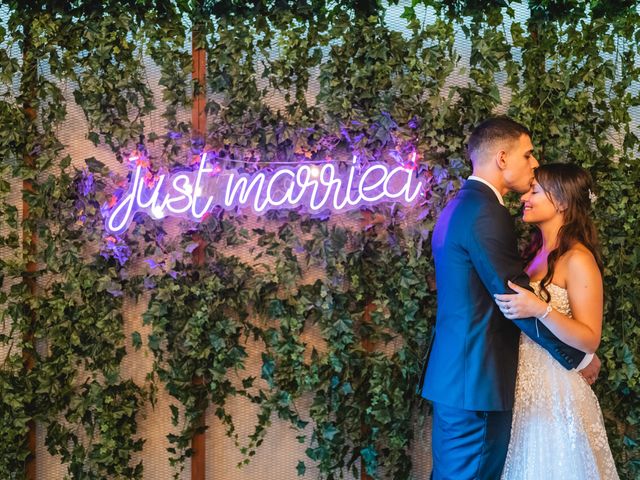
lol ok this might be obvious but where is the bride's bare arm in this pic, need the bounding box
[559,249,603,353]
[494,248,603,353]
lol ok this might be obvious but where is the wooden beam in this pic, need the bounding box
[23,177,37,480]
[22,18,37,480]
[192,23,207,140]
[359,211,380,480]
[191,14,207,480]
[361,301,375,480]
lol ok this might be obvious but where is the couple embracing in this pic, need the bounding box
[421,117,619,479]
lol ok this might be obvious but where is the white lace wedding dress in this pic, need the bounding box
[501,282,619,480]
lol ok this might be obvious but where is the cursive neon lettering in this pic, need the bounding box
[104,153,425,234]
[358,164,388,203]
[161,174,192,214]
[191,153,215,219]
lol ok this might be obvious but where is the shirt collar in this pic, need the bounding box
[467,175,504,206]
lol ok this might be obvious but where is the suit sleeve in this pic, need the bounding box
[467,204,587,370]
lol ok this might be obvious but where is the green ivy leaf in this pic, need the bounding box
[131,331,142,350]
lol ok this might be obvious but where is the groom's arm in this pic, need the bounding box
[467,204,587,370]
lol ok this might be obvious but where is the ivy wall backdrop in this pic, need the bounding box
[0,0,639,479]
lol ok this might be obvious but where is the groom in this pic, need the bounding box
[420,117,600,479]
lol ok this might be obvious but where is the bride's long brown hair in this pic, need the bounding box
[522,163,604,302]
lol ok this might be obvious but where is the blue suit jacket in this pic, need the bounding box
[421,179,586,411]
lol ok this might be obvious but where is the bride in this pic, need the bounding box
[494,163,619,479]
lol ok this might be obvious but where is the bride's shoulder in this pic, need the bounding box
[563,243,596,261]
[562,244,600,276]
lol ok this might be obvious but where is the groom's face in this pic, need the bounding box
[503,134,538,193]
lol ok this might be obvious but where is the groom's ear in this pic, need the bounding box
[496,149,508,170]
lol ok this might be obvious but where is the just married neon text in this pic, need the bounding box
[104,152,425,234]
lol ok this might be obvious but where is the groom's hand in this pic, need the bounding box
[580,353,601,385]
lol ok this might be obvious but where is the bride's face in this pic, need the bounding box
[521,180,563,224]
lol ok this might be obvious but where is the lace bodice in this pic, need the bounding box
[531,281,572,315]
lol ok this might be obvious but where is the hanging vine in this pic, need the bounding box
[0,1,638,479]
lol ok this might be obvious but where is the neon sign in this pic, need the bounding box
[104,153,424,234]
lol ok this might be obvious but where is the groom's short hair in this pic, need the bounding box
[467,117,531,165]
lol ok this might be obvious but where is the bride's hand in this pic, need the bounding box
[494,280,548,319]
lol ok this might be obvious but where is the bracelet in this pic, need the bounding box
[539,304,553,320]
